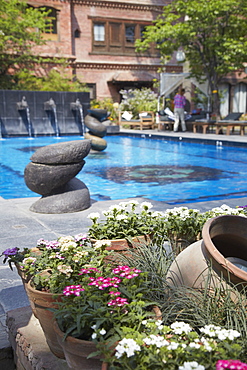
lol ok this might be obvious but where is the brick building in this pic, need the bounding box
[29,0,182,102]
[28,0,247,114]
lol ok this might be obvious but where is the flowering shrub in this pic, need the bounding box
[90,97,119,122]
[119,88,158,118]
[105,321,245,369]
[1,234,112,293]
[53,265,159,342]
[87,200,164,242]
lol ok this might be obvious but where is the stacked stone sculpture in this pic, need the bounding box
[84,109,108,151]
[24,140,91,214]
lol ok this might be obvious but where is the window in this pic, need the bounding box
[91,18,157,56]
[93,24,105,42]
[125,25,135,44]
[74,29,80,38]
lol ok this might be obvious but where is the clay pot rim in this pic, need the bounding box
[202,215,247,281]
[27,278,63,298]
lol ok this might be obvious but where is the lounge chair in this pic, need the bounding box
[216,113,247,135]
[119,111,155,130]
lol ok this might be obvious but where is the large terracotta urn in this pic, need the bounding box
[166,215,247,291]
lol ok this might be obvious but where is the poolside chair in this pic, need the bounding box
[216,112,247,135]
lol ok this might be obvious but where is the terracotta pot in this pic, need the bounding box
[25,280,65,359]
[54,320,103,370]
[166,215,247,291]
[91,235,151,264]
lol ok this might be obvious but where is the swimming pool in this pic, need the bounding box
[0,134,247,204]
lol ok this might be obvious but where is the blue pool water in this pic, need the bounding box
[0,135,247,204]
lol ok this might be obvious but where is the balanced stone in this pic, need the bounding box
[84,115,107,138]
[24,139,91,214]
[84,132,107,151]
[24,161,85,196]
[30,140,91,164]
[29,178,90,214]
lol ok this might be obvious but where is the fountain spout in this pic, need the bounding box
[44,98,59,137]
[17,96,32,137]
[70,98,84,135]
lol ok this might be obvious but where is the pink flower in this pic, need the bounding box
[216,360,247,370]
[108,297,129,307]
[79,267,99,274]
[112,265,141,279]
[88,276,121,290]
[63,284,85,296]
[109,291,121,296]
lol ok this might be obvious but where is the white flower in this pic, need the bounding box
[60,241,77,252]
[91,333,97,339]
[87,212,100,220]
[58,236,74,244]
[116,214,128,221]
[167,341,179,350]
[99,329,106,335]
[115,338,141,359]
[179,361,205,370]
[155,320,164,330]
[57,264,73,276]
[200,337,213,352]
[128,200,139,206]
[91,325,97,330]
[151,211,165,217]
[188,342,200,349]
[108,205,124,212]
[170,321,192,335]
[94,240,111,248]
[143,335,169,348]
[140,201,153,210]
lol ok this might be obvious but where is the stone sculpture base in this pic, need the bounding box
[30,178,91,214]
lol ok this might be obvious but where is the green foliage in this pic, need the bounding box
[107,320,245,369]
[136,0,247,115]
[8,66,89,92]
[119,88,158,118]
[53,265,158,342]
[0,0,51,88]
[87,200,165,243]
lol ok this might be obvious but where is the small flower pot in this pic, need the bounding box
[53,320,103,370]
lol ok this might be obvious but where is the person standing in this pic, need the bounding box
[173,88,186,132]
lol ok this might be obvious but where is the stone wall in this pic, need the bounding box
[0,90,90,137]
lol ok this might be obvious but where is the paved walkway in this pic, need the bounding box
[1,127,247,352]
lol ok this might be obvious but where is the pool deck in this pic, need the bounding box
[1,127,247,366]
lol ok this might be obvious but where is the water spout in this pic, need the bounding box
[44,98,59,137]
[70,99,84,135]
[17,96,32,137]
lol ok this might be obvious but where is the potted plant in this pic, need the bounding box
[105,320,245,369]
[52,264,161,369]
[87,200,165,252]
[1,234,113,358]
